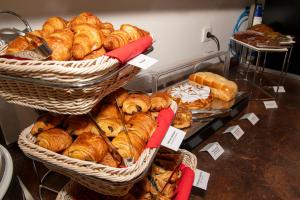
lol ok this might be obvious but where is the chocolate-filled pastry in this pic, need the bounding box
[83,47,106,60]
[100,152,120,168]
[42,16,67,35]
[150,92,172,111]
[122,94,151,114]
[97,118,123,137]
[103,88,129,106]
[127,113,156,138]
[64,115,99,136]
[36,128,72,152]
[172,106,192,129]
[112,131,146,161]
[31,114,64,135]
[64,132,108,162]
[68,12,103,30]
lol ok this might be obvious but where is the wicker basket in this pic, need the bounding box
[56,149,197,200]
[18,102,177,196]
[0,36,152,115]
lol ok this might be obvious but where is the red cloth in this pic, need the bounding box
[173,164,195,200]
[105,35,153,64]
[146,107,175,148]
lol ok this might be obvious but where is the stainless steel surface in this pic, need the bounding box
[0,10,32,33]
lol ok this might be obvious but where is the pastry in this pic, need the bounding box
[169,82,213,109]
[150,111,159,121]
[6,36,33,54]
[36,128,72,152]
[64,132,108,162]
[96,104,120,119]
[150,92,172,111]
[172,105,192,129]
[72,23,104,60]
[103,88,129,106]
[83,47,106,60]
[122,94,151,114]
[126,112,156,139]
[189,72,238,101]
[30,114,64,135]
[44,28,74,61]
[120,24,149,41]
[112,131,146,161]
[100,152,120,168]
[42,16,67,35]
[103,30,130,50]
[64,115,100,136]
[100,22,114,38]
[68,12,103,30]
[97,118,123,137]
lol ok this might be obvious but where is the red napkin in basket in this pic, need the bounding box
[146,107,175,148]
[173,164,195,200]
[105,35,153,64]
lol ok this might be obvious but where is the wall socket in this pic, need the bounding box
[201,26,212,42]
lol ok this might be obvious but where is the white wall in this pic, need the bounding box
[0,0,251,144]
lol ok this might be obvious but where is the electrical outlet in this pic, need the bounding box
[201,26,212,42]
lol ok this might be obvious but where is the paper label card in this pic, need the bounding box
[240,113,259,125]
[224,125,244,140]
[200,142,224,160]
[128,54,158,69]
[263,101,278,109]
[273,86,285,93]
[193,169,210,190]
[161,126,186,151]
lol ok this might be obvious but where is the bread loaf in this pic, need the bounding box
[189,72,238,101]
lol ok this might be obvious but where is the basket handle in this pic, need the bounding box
[0,10,32,33]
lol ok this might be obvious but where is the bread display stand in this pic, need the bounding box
[230,37,293,101]
[56,149,197,200]
[142,51,250,150]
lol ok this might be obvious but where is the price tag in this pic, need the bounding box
[223,125,244,140]
[200,142,224,160]
[273,86,285,93]
[240,113,259,125]
[263,101,278,109]
[127,54,158,69]
[161,126,186,151]
[193,169,210,190]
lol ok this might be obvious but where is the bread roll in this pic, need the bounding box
[31,114,64,135]
[68,12,103,30]
[122,94,151,114]
[112,131,145,161]
[64,115,99,136]
[44,29,74,61]
[150,92,172,111]
[72,24,104,60]
[189,72,238,101]
[103,30,130,50]
[36,128,72,152]
[63,132,108,162]
[83,47,106,60]
[42,16,67,35]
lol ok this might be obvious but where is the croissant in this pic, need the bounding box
[100,22,114,38]
[120,24,149,41]
[95,104,120,119]
[112,131,145,161]
[150,92,172,111]
[97,118,123,137]
[103,30,130,51]
[122,94,151,114]
[36,128,72,152]
[68,12,103,30]
[83,47,106,60]
[44,29,74,61]
[42,16,67,35]
[31,114,64,135]
[103,88,129,106]
[64,115,99,136]
[72,24,104,60]
[100,152,120,167]
[126,112,156,141]
[6,36,33,54]
[64,132,108,162]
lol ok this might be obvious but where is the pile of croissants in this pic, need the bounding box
[6,12,149,61]
[31,88,172,167]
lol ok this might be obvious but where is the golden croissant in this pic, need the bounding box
[68,12,103,30]
[122,94,151,114]
[42,16,67,35]
[103,30,130,51]
[120,24,149,41]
